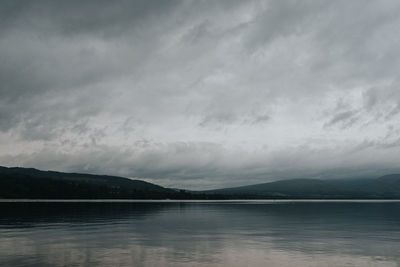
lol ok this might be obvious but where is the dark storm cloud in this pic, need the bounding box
[1,0,400,189]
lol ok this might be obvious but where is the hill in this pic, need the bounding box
[360,174,400,198]
[0,166,174,199]
[203,178,354,198]
[1,166,400,199]
[202,176,400,199]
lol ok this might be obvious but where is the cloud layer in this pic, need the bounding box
[1,0,400,189]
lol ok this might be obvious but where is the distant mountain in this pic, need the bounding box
[1,166,400,199]
[0,166,174,199]
[202,176,400,199]
[360,174,400,198]
[324,178,375,189]
[203,178,353,198]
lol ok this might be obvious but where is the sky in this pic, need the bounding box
[1,0,400,189]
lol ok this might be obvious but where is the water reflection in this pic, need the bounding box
[1,201,399,267]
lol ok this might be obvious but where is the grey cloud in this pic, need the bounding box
[0,0,181,37]
[244,0,327,51]
[199,112,271,127]
[181,21,212,45]
[362,82,400,116]
[0,3,180,134]
[247,114,270,125]
[199,112,237,127]
[1,1,400,188]
[325,110,360,129]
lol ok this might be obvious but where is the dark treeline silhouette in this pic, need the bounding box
[1,166,400,199]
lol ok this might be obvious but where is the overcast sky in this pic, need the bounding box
[1,0,400,189]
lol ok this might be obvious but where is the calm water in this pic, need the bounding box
[0,200,399,267]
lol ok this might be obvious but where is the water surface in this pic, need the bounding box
[1,200,399,266]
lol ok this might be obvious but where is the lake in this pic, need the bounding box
[0,200,399,267]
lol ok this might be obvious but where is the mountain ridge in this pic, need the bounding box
[1,166,400,199]
[0,166,173,199]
